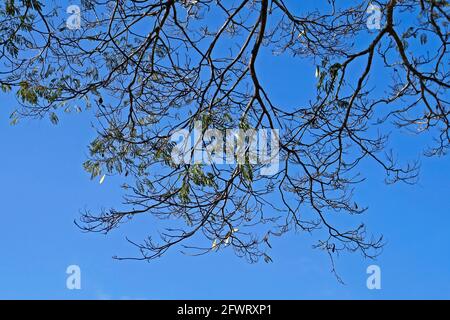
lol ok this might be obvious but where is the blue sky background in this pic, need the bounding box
[0,1,449,299]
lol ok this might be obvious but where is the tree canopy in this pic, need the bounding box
[0,0,448,275]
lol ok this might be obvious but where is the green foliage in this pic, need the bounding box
[83,160,102,180]
[16,81,62,106]
[1,83,11,92]
[49,112,59,125]
[239,116,250,130]
[5,0,18,16]
[17,81,37,104]
[190,164,215,187]
[240,163,253,182]
[179,180,190,203]
[9,111,19,126]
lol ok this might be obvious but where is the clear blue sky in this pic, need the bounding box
[0,1,449,300]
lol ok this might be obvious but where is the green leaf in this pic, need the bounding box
[50,112,59,125]
[1,84,11,92]
[179,181,190,203]
[240,163,253,182]
[10,117,19,126]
